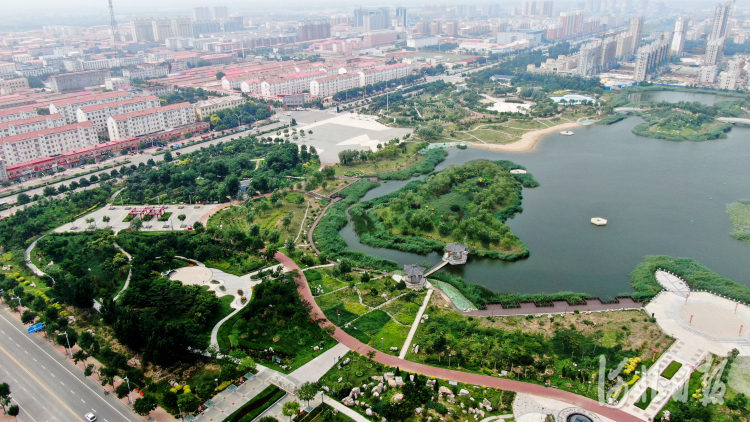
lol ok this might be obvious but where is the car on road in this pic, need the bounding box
[156,147,163,151]
[84,413,97,422]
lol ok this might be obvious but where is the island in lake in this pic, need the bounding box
[350,160,539,261]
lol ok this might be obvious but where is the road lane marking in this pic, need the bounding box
[81,399,85,403]
[60,381,64,385]
[0,313,138,421]
[0,342,80,421]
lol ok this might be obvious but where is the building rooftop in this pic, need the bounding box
[0,121,93,145]
[0,113,63,130]
[110,102,192,121]
[403,264,425,277]
[78,95,159,113]
[445,242,467,253]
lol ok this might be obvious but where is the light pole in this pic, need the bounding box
[11,295,21,310]
[57,332,72,358]
[215,378,219,388]
[179,406,184,422]
[119,376,133,404]
[381,337,384,351]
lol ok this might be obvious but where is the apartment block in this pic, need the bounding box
[240,79,263,94]
[122,64,170,80]
[0,114,66,138]
[700,66,718,83]
[49,92,133,124]
[261,71,327,97]
[107,102,195,140]
[193,96,246,121]
[0,122,98,166]
[718,71,738,90]
[0,159,7,181]
[0,78,30,95]
[311,73,360,98]
[358,63,410,86]
[633,37,670,81]
[76,96,161,134]
[0,106,38,124]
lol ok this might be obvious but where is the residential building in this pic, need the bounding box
[151,19,173,42]
[107,102,196,140]
[261,71,327,97]
[395,7,408,27]
[0,159,7,182]
[709,2,732,40]
[131,18,156,42]
[670,16,689,56]
[122,64,170,80]
[212,6,229,21]
[700,65,718,83]
[0,107,38,124]
[541,1,554,16]
[0,78,29,95]
[527,55,579,73]
[0,122,98,165]
[0,114,66,138]
[616,33,635,58]
[633,36,670,81]
[629,15,645,51]
[240,79,263,94]
[310,73,360,98]
[600,35,618,72]
[559,9,584,39]
[192,21,221,37]
[363,30,399,47]
[522,0,537,15]
[0,62,17,79]
[298,20,331,42]
[171,17,194,38]
[577,42,602,76]
[76,96,161,135]
[444,20,458,36]
[49,70,111,93]
[49,92,133,124]
[358,63,410,86]
[718,71,738,90]
[193,96,246,121]
[356,7,390,31]
[193,7,211,21]
[704,37,725,66]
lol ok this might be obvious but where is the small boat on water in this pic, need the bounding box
[591,217,608,226]
[560,131,574,136]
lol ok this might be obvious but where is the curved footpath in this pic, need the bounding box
[274,252,644,422]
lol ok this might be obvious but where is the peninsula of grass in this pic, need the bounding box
[661,361,683,380]
[727,200,750,247]
[632,109,733,142]
[635,387,657,410]
[629,255,750,304]
[597,113,628,125]
[349,160,537,260]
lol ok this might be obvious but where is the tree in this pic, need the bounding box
[0,383,10,412]
[284,237,295,254]
[7,404,19,417]
[297,382,319,406]
[193,221,205,233]
[72,349,88,365]
[102,216,111,227]
[163,151,173,162]
[282,401,300,421]
[21,310,37,324]
[129,218,143,232]
[85,218,95,228]
[216,71,226,80]
[43,186,56,197]
[133,394,158,416]
[178,213,187,227]
[177,393,200,412]
[115,382,131,399]
[16,194,30,205]
[225,175,241,198]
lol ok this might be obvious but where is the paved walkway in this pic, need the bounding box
[289,343,351,385]
[274,252,646,422]
[321,394,369,422]
[193,368,277,422]
[513,393,615,422]
[399,289,433,359]
[112,242,132,301]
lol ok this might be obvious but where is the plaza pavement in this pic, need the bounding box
[55,203,208,233]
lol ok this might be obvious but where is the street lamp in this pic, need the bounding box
[179,406,184,422]
[215,378,219,388]
[119,376,133,405]
[381,337,384,351]
[57,332,72,358]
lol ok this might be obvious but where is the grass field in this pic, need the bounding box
[333,141,425,177]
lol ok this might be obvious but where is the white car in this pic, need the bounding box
[84,413,97,422]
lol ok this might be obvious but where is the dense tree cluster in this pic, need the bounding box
[332,75,423,102]
[205,101,273,132]
[161,87,211,105]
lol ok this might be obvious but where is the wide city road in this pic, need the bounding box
[0,305,141,422]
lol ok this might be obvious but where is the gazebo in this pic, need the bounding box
[403,264,426,289]
[443,242,468,265]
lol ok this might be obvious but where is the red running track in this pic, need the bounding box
[274,252,645,422]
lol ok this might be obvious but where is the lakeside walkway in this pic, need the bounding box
[274,252,647,422]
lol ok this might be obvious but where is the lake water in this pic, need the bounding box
[339,98,750,298]
[628,90,728,106]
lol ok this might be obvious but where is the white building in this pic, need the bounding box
[704,37,725,66]
[0,107,38,124]
[407,36,439,49]
[0,159,7,182]
[700,65,718,83]
[358,63,410,86]
[107,102,195,140]
[670,16,689,56]
[718,71,737,90]
[122,65,170,80]
[76,96,161,135]
[261,71,327,97]
[240,79,263,94]
[0,122,98,165]
[193,96,246,121]
[49,92,133,124]
[310,73,360,98]
[0,114,67,138]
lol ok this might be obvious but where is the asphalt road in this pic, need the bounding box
[0,305,142,422]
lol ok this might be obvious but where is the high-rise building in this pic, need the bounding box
[379,7,391,29]
[709,2,731,40]
[192,21,221,37]
[629,15,645,51]
[600,35,618,71]
[151,18,173,42]
[395,7,408,27]
[704,37,725,65]
[484,4,501,17]
[670,16,689,56]
[586,0,601,13]
[522,0,537,15]
[578,41,602,76]
[559,9,584,38]
[212,6,229,21]
[298,20,331,42]
[416,21,431,35]
[171,17,193,38]
[541,1,554,16]
[193,7,210,21]
[633,36,670,81]
[444,20,458,36]
[639,0,648,12]
[130,18,155,42]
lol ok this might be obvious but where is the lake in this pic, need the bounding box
[628,90,729,106]
[338,100,750,298]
